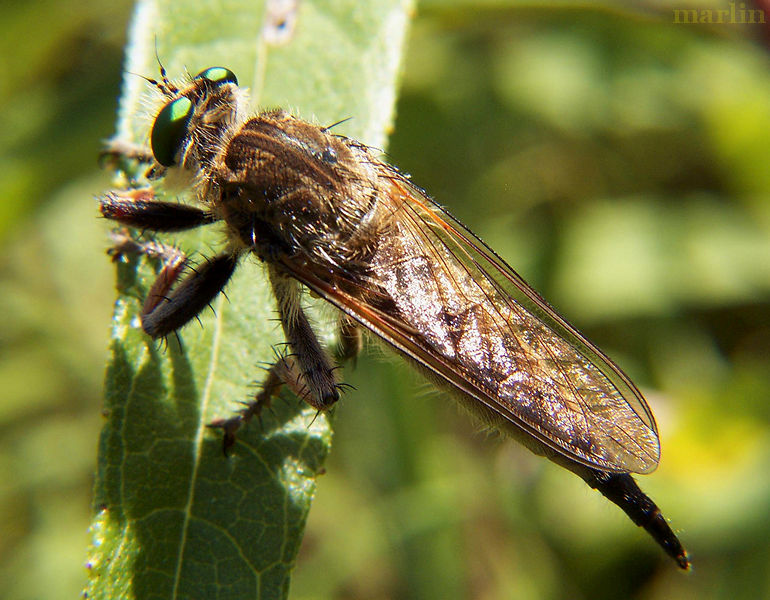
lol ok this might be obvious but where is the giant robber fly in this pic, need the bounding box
[100,66,689,569]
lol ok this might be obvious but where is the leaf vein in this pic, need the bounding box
[171,295,226,598]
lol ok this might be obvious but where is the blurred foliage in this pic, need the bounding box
[1,1,770,599]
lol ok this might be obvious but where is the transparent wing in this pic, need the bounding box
[280,174,660,474]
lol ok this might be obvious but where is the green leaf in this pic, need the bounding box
[86,1,412,599]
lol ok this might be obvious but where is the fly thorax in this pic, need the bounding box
[214,112,386,266]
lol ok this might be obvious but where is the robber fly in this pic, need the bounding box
[100,65,690,569]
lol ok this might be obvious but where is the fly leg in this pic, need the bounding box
[101,188,218,232]
[100,138,155,167]
[100,138,162,184]
[107,231,238,339]
[267,267,341,410]
[208,355,307,452]
[101,189,237,338]
[336,314,362,363]
[210,267,359,453]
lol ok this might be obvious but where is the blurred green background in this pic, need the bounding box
[2,1,770,599]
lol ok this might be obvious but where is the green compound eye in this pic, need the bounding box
[150,96,193,167]
[194,67,238,86]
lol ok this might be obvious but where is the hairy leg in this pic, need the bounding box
[101,188,217,231]
[210,270,363,453]
[101,177,236,338]
[108,231,238,338]
[268,267,340,410]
